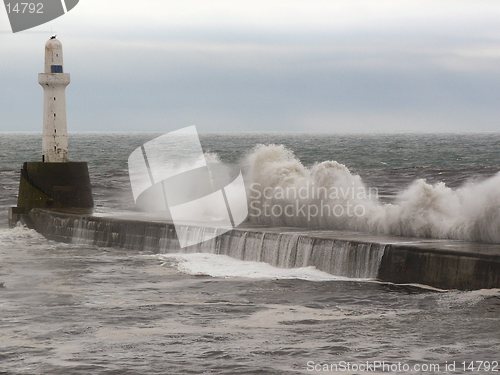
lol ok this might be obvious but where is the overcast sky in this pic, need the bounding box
[1,0,500,133]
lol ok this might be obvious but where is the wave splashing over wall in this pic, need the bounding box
[244,144,500,243]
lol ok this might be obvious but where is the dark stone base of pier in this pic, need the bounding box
[378,244,499,290]
[8,162,93,227]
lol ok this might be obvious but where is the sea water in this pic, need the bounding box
[0,133,499,374]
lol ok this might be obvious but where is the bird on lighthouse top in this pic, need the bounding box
[44,36,65,74]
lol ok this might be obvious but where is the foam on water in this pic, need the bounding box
[150,253,496,294]
[0,225,43,242]
[437,288,500,307]
[155,253,365,281]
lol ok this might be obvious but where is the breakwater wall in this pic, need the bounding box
[25,209,500,290]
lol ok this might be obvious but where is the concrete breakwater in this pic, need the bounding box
[25,209,500,290]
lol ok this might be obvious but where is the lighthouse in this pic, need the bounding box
[38,36,70,163]
[8,37,94,227]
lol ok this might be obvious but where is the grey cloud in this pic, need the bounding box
[2,16,500,132]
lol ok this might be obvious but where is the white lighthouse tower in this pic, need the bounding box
[8,37,93,227]
[38,36,70,163]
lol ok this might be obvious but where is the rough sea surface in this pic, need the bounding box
[0,133,499,374]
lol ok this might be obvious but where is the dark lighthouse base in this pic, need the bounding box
[9,162,93,227]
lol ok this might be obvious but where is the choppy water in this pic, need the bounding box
[0,133,499,374]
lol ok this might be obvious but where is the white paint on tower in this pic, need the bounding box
[38,36,70,163]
